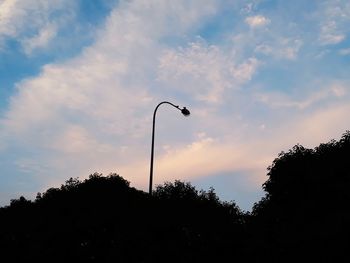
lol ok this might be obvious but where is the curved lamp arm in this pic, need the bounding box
[149,101,190,194]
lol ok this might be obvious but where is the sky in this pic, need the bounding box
[0,0,350,211]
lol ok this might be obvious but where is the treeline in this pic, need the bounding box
[1,131,350,262]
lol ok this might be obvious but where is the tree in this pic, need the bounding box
[0,174,247,262]
[251,131,350,261]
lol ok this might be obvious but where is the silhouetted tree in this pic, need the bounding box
[0,173,245,262]
[2,131,350,262]
[151,180,246,262]
[251,131,350,262]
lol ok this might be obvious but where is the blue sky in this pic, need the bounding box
[1,0,350,211]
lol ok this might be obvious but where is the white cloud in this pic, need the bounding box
[254,43,272,55]
[317,1,350,46]
[278,38,303,60]
[331,83,347,97]
[255,38,302,60]
[50,125,114,154]
[0,0,220,190]
[157,41,259,103]
[119,135,271,189]
[278,103,350,149]
[232,57,259,82]
[1,0,350,209]
[255,83,348,110]
[0,0,74,53]
[339,48,350,55]
[0,0,20,37]
[319,23,345,45]
[120,99,350,192]
[22,23,57,55]
[245,15,270,28]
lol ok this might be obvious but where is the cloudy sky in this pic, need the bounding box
[0,0,349,211]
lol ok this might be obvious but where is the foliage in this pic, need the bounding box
[250,130,350,261]
[0,173,244,262]
[1,130,350,261]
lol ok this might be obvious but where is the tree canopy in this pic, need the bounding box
[1,130,350,262]
[0,173,244,262]
[251,130,350,261]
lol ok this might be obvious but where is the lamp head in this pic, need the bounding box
[181,107,190,116]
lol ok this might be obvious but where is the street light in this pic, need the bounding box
[149,101,190,195]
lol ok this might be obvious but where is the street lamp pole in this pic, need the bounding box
[149,101,190,195]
